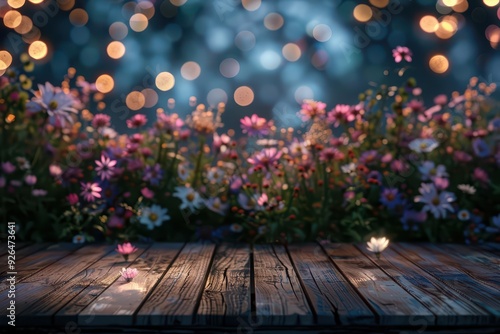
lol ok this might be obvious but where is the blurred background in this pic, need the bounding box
[0,0,499,132]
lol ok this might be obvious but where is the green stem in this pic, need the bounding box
[191,138,205,188]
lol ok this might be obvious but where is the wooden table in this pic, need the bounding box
[1,242,499,333]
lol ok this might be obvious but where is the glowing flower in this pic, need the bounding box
[80,182,102,202]
[26,82,78,127]
[120,267,138,282]
[139,204,170,230]
[240,114,271,136]
[414,183,456,219]
[367,237,389,258]
[157,112,184,133]
[173,186,204,211]
[458,184,476,195]
[95,154,117,181]
[116,242,138,261]
[257,193,268,207]
[392,46,412,63]
[126,114,147,128]
[408,138,439,153]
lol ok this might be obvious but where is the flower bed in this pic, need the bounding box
[1,69,499,244]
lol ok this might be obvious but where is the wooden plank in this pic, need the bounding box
[0,242,31,256]
[78,243,184,326]
[479,242,500,254]
[0,243,51,276]
[356,244,493,326]
[196,243,251,326]
[0,244,113,326]
[393,243,500,322]
[54,244,151,326]
[0,243,83,291]
[135,243,215,326]
[19,244,150,326]
[321,243,434,326]
[288,243,375,325]
[253,244,314,326]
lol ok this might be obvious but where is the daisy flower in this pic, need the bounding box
[95,154,117,180]
[139,204,170,230]
[173,186,204,212]
[298,99,327,121]
[408,138,439,153]
[240,114,271,136]
[457,209,470,221]
[457,184,476,195]
[204,197,229,215]
[247,148,282,171]
[80,182,102,202]
[72,234,86,244]
[414,183,456,219]
[418,161,448,181]
[367,237,389,259]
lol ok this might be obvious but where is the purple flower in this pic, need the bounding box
[91,114,111,128]
[419,161,448,181]
[299,100,326,121]
[240,114,271,136]
[95,154,117,181]
[327,104,351,127]
[488,117,500,132]
[1,162,16,174]
[120,267,138,282]
[359,150,378,165]
[319,147,344,162]
[392,46,412,63]
[414,183,455,219]
[24,175,37,186]
[453,151,473,163]
[247,148,282,171]
[80,182,102,202]
[380,188,405,210]
[472,138,491,158]
[142,164,163,186]
[473,167,489,184]
[126,114,147,128]
[26,82,77,127]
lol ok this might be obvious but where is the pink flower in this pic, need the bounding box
[129,133,144,144]
[327,104,351,127]
[433,177,449,190]
[247,148,282,170]
[120,267,138,282]
[299,100,327,121]
[1,162,16,174]
[116,242,138,261]
[157,112,184,133]
[49,164,62,177]
[24,175,37,186]
[32,189,47,196]
[453,151,472,163]
[80,182,102,202]
[95,154,117,181]
[473,167,489,184]
[141,187,154,199]
[392,46,412,63]
[240,114,271,136]
[257,193,268,207]
[213,133,231,153]
[319,147,345,162]
[126,114,147,128]
[67,193,79,205]
[91,114,111,128]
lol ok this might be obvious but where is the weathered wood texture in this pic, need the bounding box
[4,242,500,331]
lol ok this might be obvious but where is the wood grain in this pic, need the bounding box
[196,243,251,326]
[78,243,183,326]
[288,243,374,325]
[394,243,500,322]
[0,242,30,256]
[135,243,215,326]
[321,243,434,326]
[253,244,314,326]
[0,243,50,276]
[356,243,492,326]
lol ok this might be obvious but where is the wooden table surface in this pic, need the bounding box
[1,242,499,333]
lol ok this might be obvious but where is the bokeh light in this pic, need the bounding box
[353,4,373,22]
[156,71,175,91]
[180,61,201,80]
[129,13,148,32]
[429,55,450,73]
[3,10,22,29]
[313,24,332,42]
[483,0,499,7]
[56,0,75,10]
[107,41,126,59]
[220,58,240,78]
[28,41,48,60]
[141,88,158,108]
[170,0,187,6]
[109,22,128,40]
[69,8,88,27]
[260,50,281,70]
[235,31,256,51]
[420,15,439,33]
[453,0,468,13]
[7,0,25,9]
[234,86,254,106]
[242,0,261,11]
[282,43,301,62]
[95,74,114,94]
[14,15,32,34]
[135,1,155,20]
[126,91,146,110]
[0,51,13,70]
[207,88,228,107]
[369,0,389,7]
[264,13,284,31]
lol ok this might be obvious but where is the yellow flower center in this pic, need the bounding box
[432,197,440,205]
[149,213,158,222]
[420,142,428,149]
[48,100,58,110]
[186,193,195,202]
[429,168,437,176]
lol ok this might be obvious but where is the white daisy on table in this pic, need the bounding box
[366,237,389,259]
[139,204,170,230]
[173,186,204,211]
[457,184,476,195]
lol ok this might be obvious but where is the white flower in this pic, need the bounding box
[139,204,170,230]
[98,127,117,139]
[207,167,224,183]
[457,209,470,221]
[414,183,456,219]
[409,138,439,153]
[204,197,229,215]
[72,234,86,244]
[458,184,476,195]
[173,186,204,211]
[237,193,259,210]
[230,223,243,233]
[341,163,357,176]
[177,163,190,181]
[367,237,389,257]
[418,161,448,181]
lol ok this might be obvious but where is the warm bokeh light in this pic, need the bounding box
[3,10,22,29]
[435,17,457,39]
[22,26,41,44]
[180,61,201,80]
[220,58,240,78]
[264,13,284,30]
[14,15,32,34]
[282,43,301,62]
[313,24,332,42]
[125,91,146,110]
[483,0,499,7]
[0,51,13,70]
[109,22,128,40]
[429,55,449,73]
[69,8,88,27]
[442,0,458,6]
[170,0,187,6]
[107,41,126,59]
[28,0,44,3]
[453,0,468,12]
[234,86,254,106]
[242,0,261,11]
[28,40,48,60]
[95,74,114,94]
[56,0,75,11]
[129,13,148,32]
[420,15,439,33]
[156,72,175,91]
[135,1,155,20]
[7,0,25,9]
[369,0,389,7]
[353,4,373,23]
[141,88,158,108]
